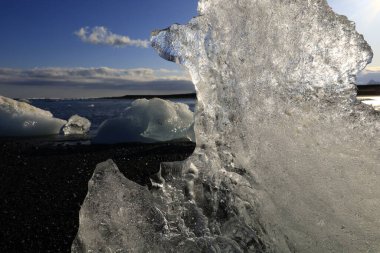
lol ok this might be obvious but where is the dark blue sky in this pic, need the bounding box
[0,0,378,98]
[0,0,197,69]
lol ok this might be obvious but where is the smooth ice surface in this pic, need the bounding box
[75,0,379,252]
[93,98,194,144]
[63,114,91,135]
[0,95,66,137]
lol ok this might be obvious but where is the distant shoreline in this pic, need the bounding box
[101,93,197,100]
[102,85,380,99]
[357,84,380,96]
[13,85,380,101]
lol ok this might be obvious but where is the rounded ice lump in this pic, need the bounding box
[0,95,66,137]
[93,98,194,144]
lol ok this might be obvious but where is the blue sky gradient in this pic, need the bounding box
[0,0,197,69]
[0,0,379,98]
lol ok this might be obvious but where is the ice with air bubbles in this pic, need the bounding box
[73,0,380,252]
[63,114,91,135]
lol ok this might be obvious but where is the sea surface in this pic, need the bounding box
[30,98,197,134]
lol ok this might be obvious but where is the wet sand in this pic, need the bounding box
[0,138,195,253]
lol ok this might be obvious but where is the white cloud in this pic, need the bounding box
[0,67,190,83]
[363,66,380,72]
[75,26,150,48]
[0,67,194,98]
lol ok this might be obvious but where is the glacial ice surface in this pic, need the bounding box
[93,98,194,144]
[0,95,66,137]
[74,0,380,252]
[63,114,91,135]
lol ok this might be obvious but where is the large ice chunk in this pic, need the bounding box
[75,0,380,252]
[63,114,91,135]
[0,95,66,137]
[150,0,380,251]
[93,98,194,144]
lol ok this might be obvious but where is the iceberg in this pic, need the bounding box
[0,95,66,137]
[74,0,380,252]
[63,114,91,135]
[93,98,194,144]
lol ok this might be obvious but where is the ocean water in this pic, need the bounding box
[29,97,377,134]
[30,98,196,134]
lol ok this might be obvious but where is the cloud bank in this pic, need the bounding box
[0,67,194,98]
[75,26,149,48]
[357,66,380,84]
[0,66,378,99]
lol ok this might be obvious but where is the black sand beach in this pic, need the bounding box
[0,139,195,253]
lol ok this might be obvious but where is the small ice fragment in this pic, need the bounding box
[63,114,91,135]
[71,160,163,252]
